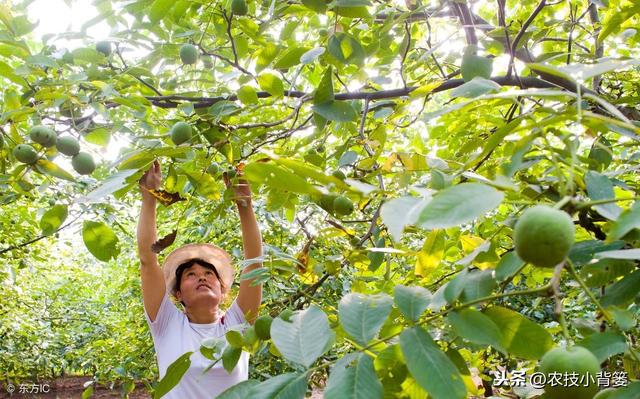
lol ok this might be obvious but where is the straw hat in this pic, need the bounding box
[162,243,235,296]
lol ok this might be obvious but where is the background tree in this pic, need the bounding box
[1,0,639,398]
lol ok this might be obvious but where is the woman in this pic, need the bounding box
[136,160,262,398]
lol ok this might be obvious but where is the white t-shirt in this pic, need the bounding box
[145,293,250,398]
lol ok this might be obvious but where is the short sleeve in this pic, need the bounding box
[145,292,183,338]
[223,299,247,328]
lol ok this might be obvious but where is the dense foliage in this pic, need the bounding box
[1,0,640,397]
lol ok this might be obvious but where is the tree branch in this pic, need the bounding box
[509,0,547,77]
[0,213,83,255]
[588,3,604,91]
[142,76,557,109]
[450,1,477,45]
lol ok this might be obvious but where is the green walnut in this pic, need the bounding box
[318,193,338,214]
[71,152,96,175]
[202,56,214,69]
[539,346,600,399]
[226,168,238,179]
[460,46,493,82]
[231,0,248,16]
[514,205,575,268]
[170,121,193,145]
[254,315,273,340]
[29,125,57,147]
[96,41,112,56]
[13,144,39,164]
[207,162,220,175]
[59,102,81,118]
[56,136,80,156]
[179,44,199,65]
[333,195,354,216]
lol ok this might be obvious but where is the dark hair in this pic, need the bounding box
[175,258,226,294]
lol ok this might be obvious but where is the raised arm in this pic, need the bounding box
[137,160,166,322]
[226,173,263,323]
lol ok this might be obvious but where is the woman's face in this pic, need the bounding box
[175,263,223,308]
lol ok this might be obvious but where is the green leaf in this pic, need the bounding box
[217,380,260,399]
[84,128,111,147]
[117,147,191,170]
[35,159,75,182]
[380,197,429,241]
[581,259,635,287]
[153,351,192,399]
[447,308,505,352]
[459,269,497,302]
[226,330,244,348]
[417,183,504,229]
[71,47,103,64]
[327,33,365,66]
[444,269,468,304]
[601,270,640,307]
[273,47,310,70]
[27,54,58,68]
[338,293,393,346]
[270,305,334,368]
[576,332,627,363]
[208,101,241,118]
[78,170,138,204]
[569,240,625,265]
[300,47,325,64]
[394,285,431,322]
[588,136,613,171]
[609,382,640,399]
[301,0,328,12]
[450,77,501,98]
[272,157,349,189]
[149,0,175,24]
[243,162,318,195]
[257,73,285,97]
[484,306,554,360]
[82,221,120,262]
[367,238,385,271]
[609,307,637,331]
[560,59,640,80]
[608,202,640,241]
[237,85,259,105]
[399,327,466,399]
[222,345,242,373]
[312,101,357,122]
[249,372,308,399]
[585,171,621,220]
[599,4,640,43]
[314,66,334,105]
[495,251,525,282]
[460,49,493,81]
[331,1,371,18]
[324,353,383,399]
[596,249,640,260]
[40,204,68,236]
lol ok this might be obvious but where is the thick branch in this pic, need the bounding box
[143,76,557,108]
[588,3,604,91]
[451,1,477,46]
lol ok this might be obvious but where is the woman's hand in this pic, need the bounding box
[223,167,251,207]
[139,160,161,199]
